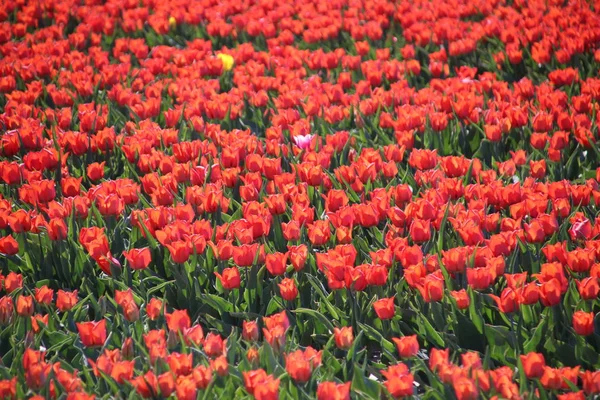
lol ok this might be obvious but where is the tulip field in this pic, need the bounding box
[3,0,600,398]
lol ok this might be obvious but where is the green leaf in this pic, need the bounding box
[351,363,381,399]
[305,274,343,320]
[419,314,445,347]
[293,308,335,333]
[357,322,396,355]
[199,293,233,314]
[524,318,546,353]
[468,289,484,334]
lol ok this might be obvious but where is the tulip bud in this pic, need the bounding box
[98,295,107,317]
[16,295,34,317]
[278,278,298,301]
[24,331,35,348]
[167,329,179,349]
[242,320,259,342]
[122,337,134,359]
[333,327,354,350]
[247,347,259,366]
[210,355,229,377]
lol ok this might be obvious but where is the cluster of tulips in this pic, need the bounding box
[2,0,600,398]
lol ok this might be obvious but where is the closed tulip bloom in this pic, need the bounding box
[288,244,308,271]
[204,332,226,358]
[461,352,482,370]
[567,248,595,273]
[264,194,286,215]
[308,220,331,246]
[247,347,260,365]
[217,53,234,71]
[243,320,259,342]
[324,190,349,213]
[381,364,413,398]
[165,309,191,333]
[336,226,353,244]
[87,162,105,181]
[254,376,280,400]
[167,353,193,376]
[47,218,68,241]
[243,369,269,396]
[122,337,134,359]
[263,325,287,353]
[278,278,298,301]
[263,310,290,331]
[453,376,478,400]
[520,352,545,378]
[158,372,175,397]
[144,330,167,363]
[524,220,546,243]
[450,289,470,309]
[122,247,152,270]
[3,272,22,293]
[285,347,322,383]
[16,295,34,317]
[61,176,82,197]
[146,298,163,320]
[115,289,139,322]
[540,367,563,390]
[132,371,159,398]
[484,125,502,141]
[539,278,562,307]
[489,287,519,314]
[285,352,313,383]
[233,243,261,267]
[373,297,395,320]
[517,283,540,305]
[76,320,107,347]
[392,335,419,358]
[409,218,431,243]
[467,266,495,290]
[529,159,546,179]
[282,221,301,241]
[569,218,592,241]
[580,370,600,394]
[176,375,197,400]
[210,355,229,377]
[184,324,204,347]
[0,235,19,256]
[34,286,54,305]
[30,314,49,334]
[416,274,445,302]
[266,252,288,276]
[576,277,600,300]
[56,290,78,312]
[355,203,380,228]
[573,311,594,336]
[317,382,351,400]
[215,267,241,290]
[333,327,354,350]
[165,240,191,264]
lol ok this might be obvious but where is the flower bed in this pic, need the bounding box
[1,0,600,398]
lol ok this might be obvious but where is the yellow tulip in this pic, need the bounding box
[217,53,234,72]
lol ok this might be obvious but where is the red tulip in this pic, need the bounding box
[123,247,152,270]
[76,320,107,347]
[573,311,594,336]
[373,297,395,320]
[215,267,241,290]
